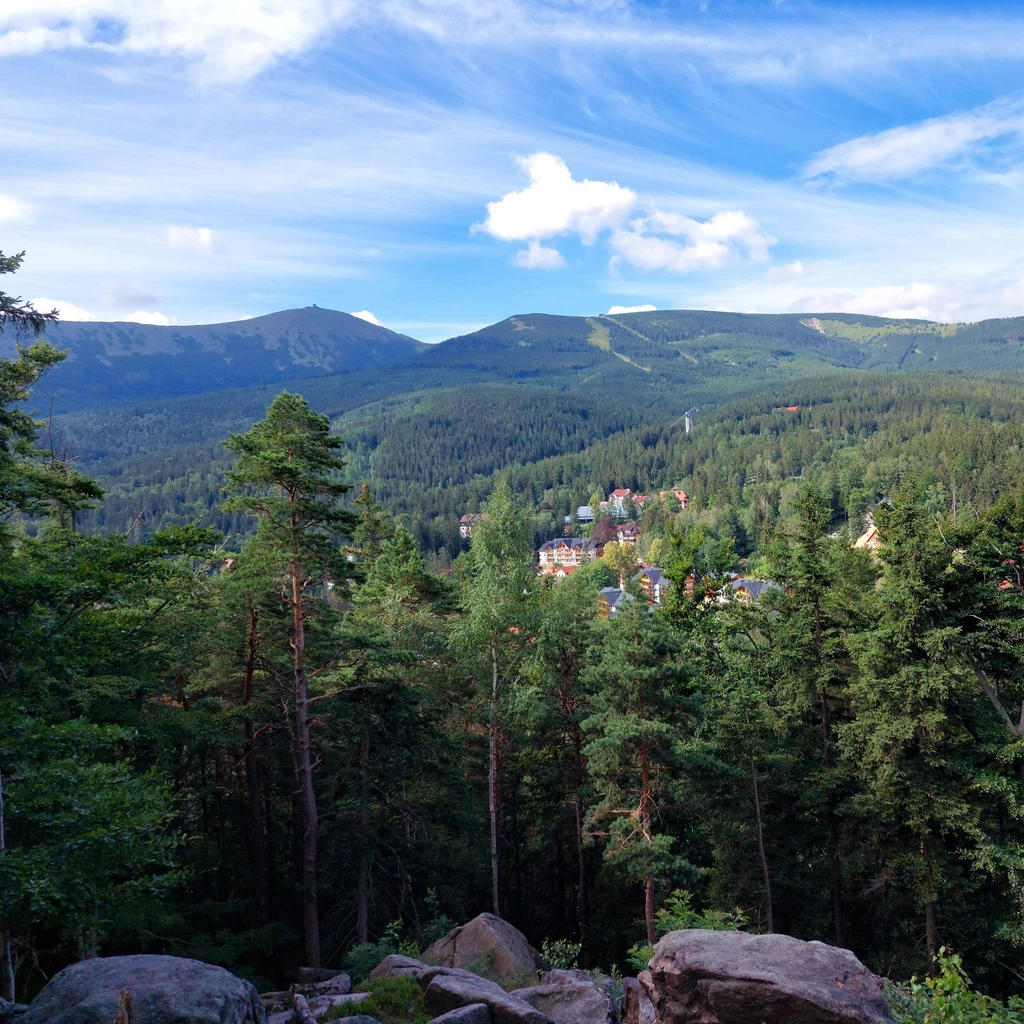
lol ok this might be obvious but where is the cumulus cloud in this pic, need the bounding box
[167,225,215,252]
[610,210,775,274]
[350,309,382,325]
[512,240,566,269]
[479,154,774,276]
[804,99,1024,182]
[606,304,657,314]
[124,309,173,325]
[478,152,637,245]
[31,297,98,322]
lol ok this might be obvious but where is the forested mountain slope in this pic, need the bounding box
[11,306,422,408]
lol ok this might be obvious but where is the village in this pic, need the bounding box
[460,486,787,617]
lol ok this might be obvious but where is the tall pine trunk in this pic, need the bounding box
[357,734,370,944]
[640,738,656,946]
[489,639,501,917]
[292,553,321,968]
[242,607,270,925]
[750,759,774,933]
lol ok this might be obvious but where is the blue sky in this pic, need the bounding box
[4,1,1024,340]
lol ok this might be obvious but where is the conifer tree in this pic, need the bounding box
[223,393,355,968]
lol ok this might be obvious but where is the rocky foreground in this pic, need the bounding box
[1,914,893,1024]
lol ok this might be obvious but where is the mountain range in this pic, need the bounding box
[5,306,422,410]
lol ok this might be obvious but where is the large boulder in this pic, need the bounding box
[647,930,892,1024]
[427,1008,491,1024]
[366,955,429,982]
[511,970,613,1024]
[422,915,542,985]
[20,956,264,1024]
[622,978,655,1024]
[424,974,552,1024]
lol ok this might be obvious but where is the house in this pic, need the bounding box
[609,488,633,516]
[575,505,594,523]
[597,586,634,618]
[615,521,639,545]
[538,537,596,569]
[636,567,671,605]
[550,564,580,580]
[853,524,880,550]
[459,513,489,539]
[658,489,690,511]
[633,494,654,512]
[728,577,782,604]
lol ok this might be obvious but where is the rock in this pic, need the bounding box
[20,956,264,1024]
[427,1006,491,1024]
[305,994,369,1020]
[511,970,613,1024]
[329,1018,379,1024]
[296,970,342,985]
[0,1002,28,1024]
[622,977,655,1024]
[422,914,542,984]
[647,930,892,1024]
[424,975,553,1024]
[266,1013,292,1024]
[299,975,351,998]
[366,955,429,982]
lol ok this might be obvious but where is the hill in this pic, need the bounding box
[9,306,422,409]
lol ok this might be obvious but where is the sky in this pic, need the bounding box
[5,1,1024,340]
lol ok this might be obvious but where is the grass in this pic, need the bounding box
[585,318,611,352]
[323,977,431,1024]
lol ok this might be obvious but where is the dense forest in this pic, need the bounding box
[7,333,1024,1016]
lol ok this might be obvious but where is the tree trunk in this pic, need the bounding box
[292,554,321,969]
[925,900,939,976]
[241,606,271,926]
[640,739,656,946]
[357,734,370,945]
[0,767,14,1002]
[488,639,501,918]
[750,760,774,933]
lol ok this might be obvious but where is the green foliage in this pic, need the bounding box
[541,937,582,970]
[888,951,1024,1023]
[625,890,747,970]
[330,977,431,1024]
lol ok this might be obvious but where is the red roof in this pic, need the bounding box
[612,488,631,498]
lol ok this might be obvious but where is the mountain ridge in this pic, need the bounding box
[6,305,422,410]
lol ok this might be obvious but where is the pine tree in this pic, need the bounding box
[223,392,356,968]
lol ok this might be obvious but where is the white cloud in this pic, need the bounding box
[606,304,657,314]
[30,297,98,321]
[764,260,809,281]
[350,309,382,325]
[123,309,173,325]
[167,225,215,252]
[0,1,359,83]
[610,209,775,274]
[804,99,1024,182]
[512,240,566,269]
[0,193,29,224]
[478,152,637,244]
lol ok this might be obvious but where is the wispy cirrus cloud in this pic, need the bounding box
[804,97,1024,182]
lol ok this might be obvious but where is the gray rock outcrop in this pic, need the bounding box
[422,915,542,984]
[424,974,552,1024]
[20,955,264,1024]
[646,930,892,1024]
[426,1007,491,1024]
[511,970,613,1024]
[366,955,429,982]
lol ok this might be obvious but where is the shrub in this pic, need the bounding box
[324,977,430,1024]
[887,950,1024,1023]
[627,889,747,971]
[541,937,583,971]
